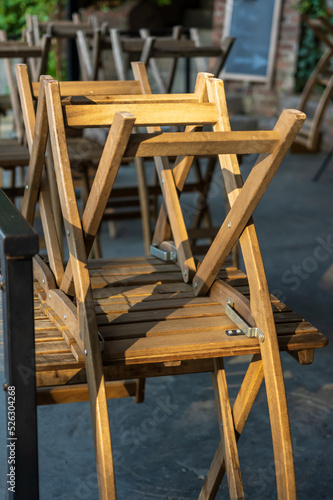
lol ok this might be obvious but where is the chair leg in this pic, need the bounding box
[135,157,151,255]
[134,377,146,403]
[211,358,245,499]
[312,145,333,182]
[260,330,296,500]
[80,306,117,500]
[199,354,263,500]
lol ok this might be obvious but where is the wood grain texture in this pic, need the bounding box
[63,102,217,128]
[45,78,117,499]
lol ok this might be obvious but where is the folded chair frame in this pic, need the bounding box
[19,66,328,500]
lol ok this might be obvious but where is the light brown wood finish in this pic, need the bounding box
[21,75,51,224]
[38,69,329,500]
[139,25,183,94]
[31,79,143,98]
[123,130,279,158]
[149,70,212,246]
[37,380,138,405]
[199,78,303,499]
[132,65,211,276]
[62,101,218,128]
[16,66,64,285]
[212,357,245,498]
[60,110,136,295]
[44,78,116,499]
[194,84,305,296]
[0,34,50,208]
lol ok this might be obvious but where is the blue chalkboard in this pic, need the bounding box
[223,0,282,82]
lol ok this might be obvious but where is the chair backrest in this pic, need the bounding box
[295,15,333,151]
[26,13,98,40]
[0,32,50,143]
[110,27,234,90]
[15,62,153,288]
[19,76,305,465]
[39,71,304,305]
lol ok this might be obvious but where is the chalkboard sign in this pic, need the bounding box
[222,0,282,83]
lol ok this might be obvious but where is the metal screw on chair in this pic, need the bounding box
[228,221,231,228]
[183,269,187,277]
[258,331,265,342]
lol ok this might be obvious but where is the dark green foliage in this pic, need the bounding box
[0,0,61,38]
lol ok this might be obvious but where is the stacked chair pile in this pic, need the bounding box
[12,59,328,499]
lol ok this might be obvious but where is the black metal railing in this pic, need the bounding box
[0,189,39,499]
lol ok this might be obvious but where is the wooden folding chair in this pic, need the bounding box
[16,62,158,255]
[24,67,328,498]
[0,33,50,204]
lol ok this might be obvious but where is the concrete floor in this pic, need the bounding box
[0,89,333,498]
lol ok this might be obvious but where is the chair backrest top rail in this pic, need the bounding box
[62,102,218,128]
[123,130,280,158]
[31,79,143,98]
[59,93,200,105]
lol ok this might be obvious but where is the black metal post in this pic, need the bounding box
[0,190,39,499]
[66,0,80,80]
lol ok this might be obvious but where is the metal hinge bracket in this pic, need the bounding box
[225,298,265,342]
[150,244,177,262]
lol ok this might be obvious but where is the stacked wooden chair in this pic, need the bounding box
[15,63,328,499]
[28,17,235,255]
[110,27,234,90]
[0,32,50,204]
[16,62,161,255]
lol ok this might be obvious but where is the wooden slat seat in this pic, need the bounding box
[34,256,327,385]
[33,288,141,405]
[16,64,161,255]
